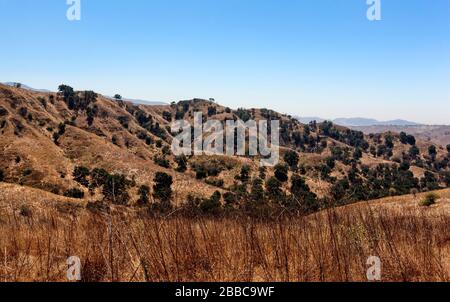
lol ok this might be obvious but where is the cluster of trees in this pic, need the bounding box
[52,122,67,145]
[125,104,167,141]
[319,121,369,149]
[291,128,326,154]
[400,132,416,145]
[57,85,99,126]
[330,163,430,205]
[187,161,320,216]
[58,85,98,112]
[234,108,252,122]
[71,166,173,208]
[191,158,233,180]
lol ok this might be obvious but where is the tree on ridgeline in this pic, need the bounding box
[428,145,437,160]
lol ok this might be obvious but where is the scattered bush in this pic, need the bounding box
[22,168,32,177]
[19,204,33,217]
[420,193,439,207]
[64,188,85,199]
[102,174,131,205]
[175,155,188,172]
[274,164,289,182]
[266,176,282,198]
[137,185,150,205]
[73,166,90,187]
[153,155,170,168]
[200,191,222,214]
[18,107,28,118]
[236,165,251,182]
[284,150,299,170]
[205,178,224,188]
[153,172,173,205]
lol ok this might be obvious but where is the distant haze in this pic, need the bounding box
[295,116,422,127]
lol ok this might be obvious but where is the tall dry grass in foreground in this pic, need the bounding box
[0,204,449,282]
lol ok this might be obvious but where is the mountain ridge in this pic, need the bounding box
[295,116,421,127]
[0,83,448,212]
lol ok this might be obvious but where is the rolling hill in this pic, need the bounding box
[0,83,449,213]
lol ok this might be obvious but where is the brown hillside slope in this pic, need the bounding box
[0,83,449,208]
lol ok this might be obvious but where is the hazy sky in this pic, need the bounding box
[1,0,449,124]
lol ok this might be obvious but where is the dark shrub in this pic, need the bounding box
[420,193,439,207]
[103,174,131,205]
[153,172,173,205]
[137,185,150,205]
[64,188,85,199]
[19,204,33,217]
[200,191,222,214]
[73,166,90,187]
[274,164,289,182]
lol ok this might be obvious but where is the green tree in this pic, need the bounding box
[407,135,416,146]
[64,188,85,199]
[444,172,450,187]
[73,166,90,187]
[284,150,299,170]
[153,172,173,206]
[266,176,282,198]
[175,155,188,172]
[237,165,251,182]
[103,174,131,205]
[58,122,66,135]
[137,185,150,205]
[195,165,208,179]
[274,164,289,182]
[90,168,109,188]
[409,145,420,158]
[290,174,318,212]
[200,191,222,214]
[250,178,265,203]
[428,145,437,160]
[385,134,394,149]
[399,132,408,144]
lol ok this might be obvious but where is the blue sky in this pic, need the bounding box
[1,0,449,124]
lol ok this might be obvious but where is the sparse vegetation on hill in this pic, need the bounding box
[0,83,449,282]
[0,83,449,217]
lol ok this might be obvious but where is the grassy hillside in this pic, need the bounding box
[0,184,448,281]
[1,83,449,215]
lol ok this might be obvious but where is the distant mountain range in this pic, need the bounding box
[2,82,167,106]
[295,116,421,127]
[3,82,52,93]
[106,96,168,106]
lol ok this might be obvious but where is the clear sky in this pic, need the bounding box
[1,0,449,124]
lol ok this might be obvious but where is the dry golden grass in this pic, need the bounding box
[0,184,448,282]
